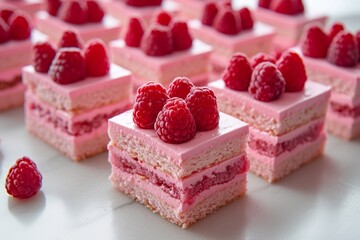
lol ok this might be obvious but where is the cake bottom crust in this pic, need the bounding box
[110,168,247,228]
[249,134,326,183]
[0,83,25,111]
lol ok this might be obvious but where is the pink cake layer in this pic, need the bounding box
[249,131,326,183]
[0,39,32,71]
[208,80,331,136]
[110,161,246,228]
[35,11,121,44]
[110,39,212,88]
[0,67,25,111]
[108,110,249,178]
[1,0,43,17]
[22,64,132,113]
[25,91,132,161]
[254,8,327,42]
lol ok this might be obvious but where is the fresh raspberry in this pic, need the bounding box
[270,0,303,15]
[58,30,83,49]
[167,77,194,99]
[86,0,104,23]
[170,20,192,51]
[300,24,329,58]
[46,0,62,16]
[328,22,345,44]
[185,87,219,131]
[356,30,360,62]
[213,8,241,35]
[222,53,252,91]
[250,53,276,69]
[124,17,144,47]
[58,0,87,25]
[0,8,14,23]
[249,62,285,102]
[292,0,304,14]
[140,24,173,56]
[33,41,57,73]
[238,7,253,30]
[5,157,42,199]
[84,39,110,77]
[258,0,271,8]
[133,82,169,129]
[155,98,196,143]
[0,18,10,43]
[153,10,172,26]
[327,31,359,67]
[9,13,31,40]
[49,48,86,84]
[201,2,218,26]
[125,0,162,7]
[277,51,307,92]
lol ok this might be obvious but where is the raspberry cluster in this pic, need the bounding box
[46,0,104,24]
[222,50,307,102]
[0,8,31,44]
[201,2,254,35]
[33,31,110,84]
[133,77,219,143]
[300,22,360,67]
[258,0,304,15]
[124,11,193,56]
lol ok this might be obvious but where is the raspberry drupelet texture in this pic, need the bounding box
[84,38,110,77]
[133,82,169,129]
[300,24,329,58]
[58,30,84,49]
[5,157,43,199]
[167,77,194,99]
[222,53,252,91]
[201,2,218,26]
[250,52,276,69]
[140,24,173,56]
[327,31,359,67]
[33,41,57,73]
[125,17,145,47]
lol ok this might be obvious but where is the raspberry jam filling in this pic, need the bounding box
[0,76,22,90]
[29,101,123,136]
[330,101,360,118]
[114,155,248,205]
[248,121,323,157]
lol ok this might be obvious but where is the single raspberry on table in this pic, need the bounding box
[140,24,173,56]
[201,2,218,26]
[170,20,192,51]
[277,51,307,92]
[86,0,104,23]
[167,77,194,99]
[0,18,10,43]
[84,38,110,77]
[9,13,31,40]
[213,8,241,35]
[133,82,169,129]
[58,30,83,49]
[250,52,276,69]
[153,10,172,26]
[185,87,219,131]
[249,62,285,102]
[46,0,62,16]
[327,31,359,67]
[124,17,145,47]
[58,0,87,25]
[328,22,345,44]
[49,48,86,84]
[33,41,57,73]
[222,53,252,91]
[238,7,253,30]
[155,98,196,144]
[300,24,329,58]
[5,156,43,199]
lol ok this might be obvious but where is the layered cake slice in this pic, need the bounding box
[23,39,133,161]
[110,14,212,90]
[297,23,360,139]
[254,0,327,51]
[0,9,32,111]
[209,51,331,182]
[35,0,121,44]
[189,2,275,78]
[108,78,249,228]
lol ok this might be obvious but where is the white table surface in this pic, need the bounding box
[1,1,360,239]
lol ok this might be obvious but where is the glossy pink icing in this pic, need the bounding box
[208,80,331,121]
[108,110,248,165]
[22,64,131,103]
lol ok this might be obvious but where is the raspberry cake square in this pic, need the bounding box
[108,79,249,228]
[297,23,360,140]
[188,2,275,78]
[0,9,33,111]
[254,0,327,51]
[23,39,133,161]
[110,15,212,90]
[35,0,121,44]
[209,51,331,182]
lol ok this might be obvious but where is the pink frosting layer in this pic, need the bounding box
[0,39,32,71]
[22,64,131,102]
[108,110,248,165]
[0,67,22,83]
[208,80,331,121]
